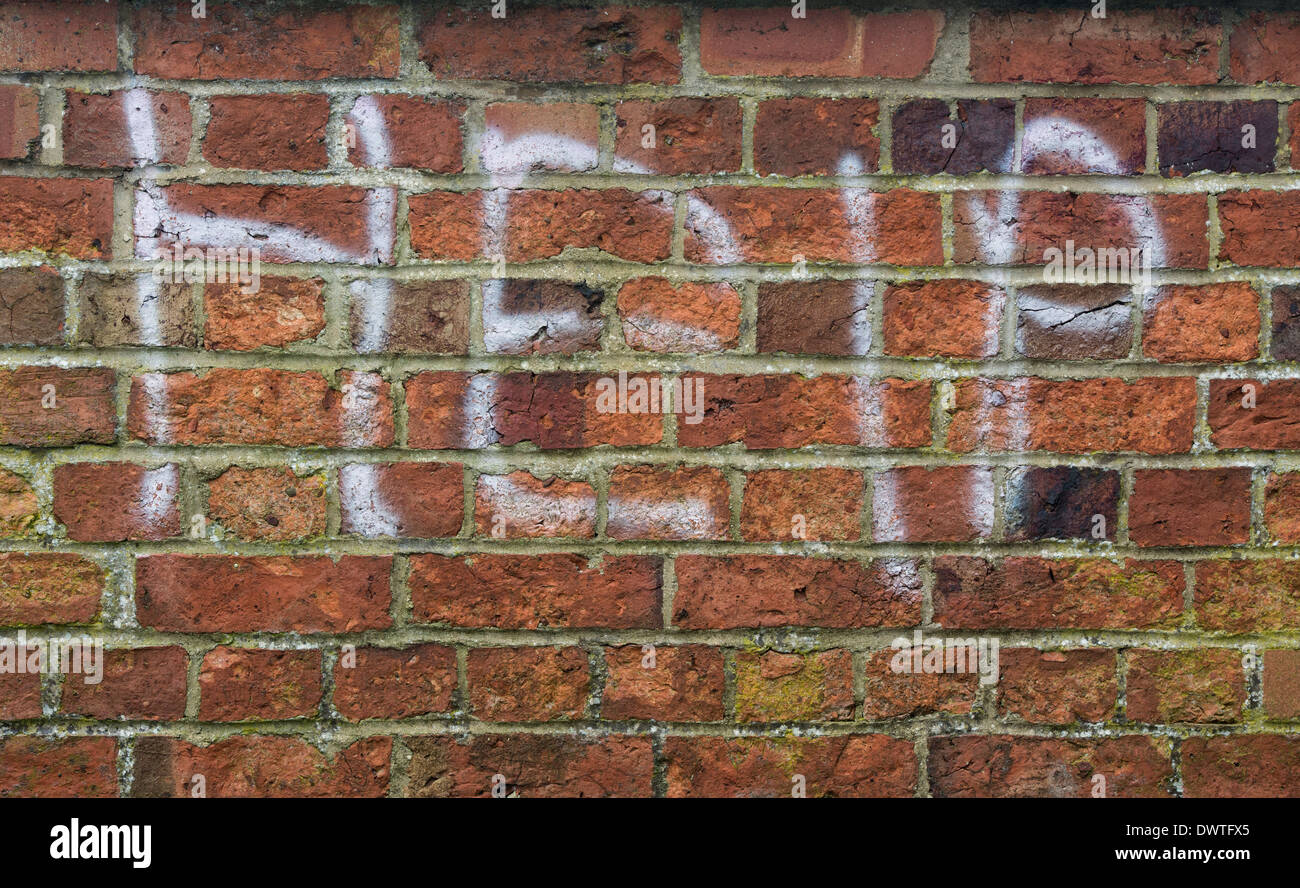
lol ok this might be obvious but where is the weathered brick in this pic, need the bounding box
[135,4,399,80]
[1128,468,1252,547]
[473,471,595,539]
[78,273,194,347]
[0,553,102,624]
[0,367,116,447]
[1021,98,1146,175]
[665,735,916,798]
[0,737,117,798]
[673,556,922,629]
[407,735,652,798]
[1264,472,1300,543]
[933,557,1184,630]
[484,280,602,356]
[60,647,188,721]
[0,267,63,346]
[340,462,463,539]
[617,278,739,353]
[351,279,468,355]
[861,646,979,719]
[334,645,456,720]
[757,280,872,356]
[207,467,327,542]
[735,649,854,722]
[1209,379,1300,450]
[133,736,390,798]
[997,649,1117,724]
[1219,191,1300,267]
[614,98,741,174]
[467,646,589,721]
[136,555,392,633]
[199,647,322,721]
[602,644,724,722]
[874,466,994,543]
[204,94,329,171]
[1263,650,1300,719]
[484,102,598,171]
[64,90,190,168]
[0,84,39,159]
[1142,283,1260,362]
[1195,560,1300,631]
[1158,101,1278,175]
[1271,285,1300,360]
[1015,285,1133,360]
[128,369,393,448]
[1005,466,1119,542]
[891,99,1014,174]
[1126,649,1245,723]
[419,6,681,83]
[0,177,113,258]
[970,9,1220,85]
[1230,12,1300,84]
[205,277,325,351]
[348,95,463,172]
[0,0,118,72]
[409,553,661,629]
[53,462,181,542]
[930,735,1172,797]
[882,280,1004,358]
[755,98,878,177]
[607,465,730,540]
[0,468,37,537]
[1182,735,1300,797]
[741,468,863,541]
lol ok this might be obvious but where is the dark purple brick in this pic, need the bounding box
[1272,286,1300,361]
[1158,101,1277,176]
[892,99,1013,175]
[1005,467,1120,542]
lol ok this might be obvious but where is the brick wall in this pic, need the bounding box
[0,0,1298,797]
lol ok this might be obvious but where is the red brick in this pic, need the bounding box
[882,280,1004,358]
[0,367,116,446]
[0,177,113,258]
[474,471,595,539]
[602,644,724,722]
[204,277,325,351]
[953,191,1208,268]
[349,95,463,172]
[0,84,38,159]
[742,468,863,541]
[735,649,854,722]
[860,647,979,719]
[406,372,662,451]
[467,646,589,721]
[339,462,463,538]
[1195,560,1300,632]
[204,94,329,171]
[614,98,741,174]
[0,737,117,798]
[874,466,994,542]
[333,645,456,720]
[1182,735,1300,797]
[933,557,1185,630]
[60,647,188,721]
[128,369,393,448]
[135,184,395,264]
[484,280,602,356]
[0,670,40,719]
[665,735,916,798]
[409,553,661,629]
[1004,466,1120,542]
[971,9,1221,85]
[136,555,391,633]
[1263,650,1300,719]
[946,377,1196,454]
[1220,191,1300,267]
[419,6,681,83]
[352,280,469,355]
[1230,12,1300,84]
[1292,105,1300,170]
[207,467,327,542]
[53,462,181,542]
[755,98,879,177]
[1126,649,1245,723]
[930,735,1172,797]
[686,187,942,265]
[1129,469,1252,547]
[0,553,102,624]
[409,188,673,263]
[1021,98,1147,175]
[678,374,931,449]
[1210,379,1300,450]
[673,556,921,629]
[1015,285,1133,360]
[1265,473,1300,543]
[135,4,399,80]
[757,280,873,355]
[607,465,730,541]
[483,103,598,171]
[199,647,322,722]
[407,735,652,798]
[700,8,942,79]
[0,1,118,72]
[998,649,1117,724]
[133,736,390,798]
[1143,283,1260,362]
[64,90,190,168]
[0,468,36,537]
[0,267,63,346]
[617,278,740,353]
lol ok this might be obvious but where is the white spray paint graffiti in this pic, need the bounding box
[120,100,1165,545]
